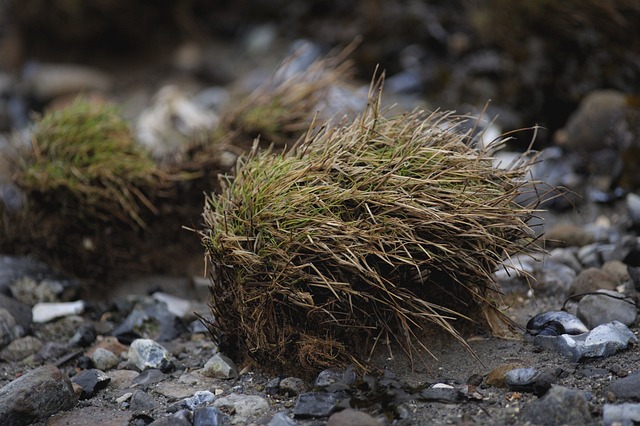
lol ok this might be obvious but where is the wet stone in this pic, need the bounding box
[193,406,226,426]
[202,352,238,379]
[504,368,554,396]
[127,338,173,372]
[525,311,588,337]
[606,371,640,401]
[603,403,640,426]
[576,290,637,329]
[0,364,77,424]
[520,385,591,426]
[293,392,338,419]
[71,368,111,399]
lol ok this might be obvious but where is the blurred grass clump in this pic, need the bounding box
[15,99,161,228]
[201,91,539,373]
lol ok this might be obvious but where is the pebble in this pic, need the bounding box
[602,260,631,284]
[606,371,640,401]
[627,193,640,228]
[91,347,120,371]
[0,293,32,329]
[0,308,21,349]
[532,321,637,362]
[193,406,227,426]
[0,255,63,295]
[570,267,618,297]
[132,368,168,387]
[603,403,640,426]
[525,311,588,337]
[315,366,356,390]
[293,392,338,418]
[326,408,379,426]
[503,367,553,396]
[544,223,595,248]
[202,352,238,379]
[213,393,270,420]
[0,364,77,424]
[520,385,591,426]
[279,376,308,396]
[71,368,111,399]
[576,290,637,328]
[32,300,85,323]
[111,299,187,343]
[129,389,157,411]
[182,390,216,410]
[0,335,42,362]
[107,369,140,390]
[148,409,192,426]
[127,338,174,372]
[152,292,193,318]
[68,322,97,347]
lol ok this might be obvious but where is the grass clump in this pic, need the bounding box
[201,91,539,372]
[14,99,161,228]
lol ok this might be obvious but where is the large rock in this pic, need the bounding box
[0,364,77,424]
[520,385,591,426]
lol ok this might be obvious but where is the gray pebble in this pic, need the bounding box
[603,402,640,426]
[91,347,119,371]
[269,412,298,426]
[0,335,42,362]
[279,377,308,396]
[148,409,192,426]
[183,390,216,410]
[214,393,270,419]
[0,293,32,330]
[133,368,167,386]
[606,371,640,401]
[202,352,238,379]
[194,406,226,426]
[0,308,21,349]
[577,290,637,329]
[129,389,157,412]
[127,338,173,372]
[293,392,338,419]
[520,385,591,426]
[0,364,77,424]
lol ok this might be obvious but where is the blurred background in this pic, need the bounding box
[2,0,638,146]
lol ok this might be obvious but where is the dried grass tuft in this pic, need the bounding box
[201,88,540,372]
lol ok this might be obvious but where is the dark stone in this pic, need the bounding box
[68,323,97,347]
[132,369,167,387]
[606,371,640,401]
[193,406,226,426]
[130,389,157,412]
[293,392,338,418]
[111,300,187,343]
[520,385,591,426]
[148,410,192,426]
[504,368,554,397]
[0,293,32,330]
[0,364,77,424]
[420,386,460,402]
[71,368,111,399]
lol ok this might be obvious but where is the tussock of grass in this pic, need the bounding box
[224,44,356,148]
[14,99,162,228]
[201,91,539,372]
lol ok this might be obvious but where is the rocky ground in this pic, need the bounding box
[2,2,640,425]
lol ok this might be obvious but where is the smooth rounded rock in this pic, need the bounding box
[504,368,553,396]
[577,290,637,328]
[606,371,640,401]
[570,267,618,297]
[0,364,77,424]
[602,260,631,284]
[485,363,525,388]
[91,347,119,371]
[520,385,591,426]
[526,311,588,337]
[603,402,640,426]
[279,377,308,396]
